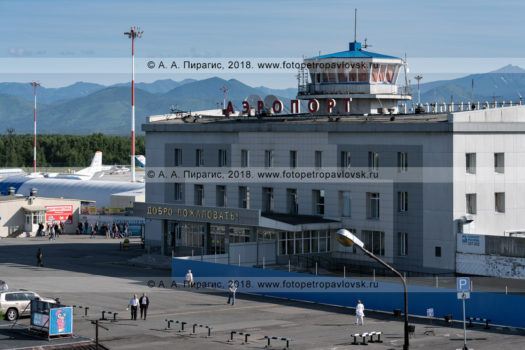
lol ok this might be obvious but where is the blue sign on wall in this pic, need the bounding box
[49,307,73,336]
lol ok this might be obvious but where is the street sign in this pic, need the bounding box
[457,277,470,292]
[426,308,434,317]
[457,291,471,299]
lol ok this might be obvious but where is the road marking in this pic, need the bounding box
[148,304,270,319]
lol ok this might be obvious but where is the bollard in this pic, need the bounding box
[288,259,291,272]
[343,265,346,279]
[238,254,241,267]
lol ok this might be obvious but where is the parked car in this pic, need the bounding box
[0,290,57,321]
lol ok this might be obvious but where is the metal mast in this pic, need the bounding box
[414,75,423,106]
[220,86,229,109]
[30,82,40,173]
[124,26,143,182]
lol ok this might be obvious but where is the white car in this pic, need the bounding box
[0,290,57,321]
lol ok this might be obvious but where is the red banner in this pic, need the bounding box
[45,205,73,224]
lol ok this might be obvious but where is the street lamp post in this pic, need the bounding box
[336,229,409,350]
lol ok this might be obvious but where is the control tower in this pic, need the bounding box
[298,41,411,115]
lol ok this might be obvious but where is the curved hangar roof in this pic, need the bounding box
[0,177,144,207]
[309,42,401,60]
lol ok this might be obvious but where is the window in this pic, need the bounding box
[313,189,325,215]
[241,150,249,168]
[466,153,476,174]
[435,246,442,257]
[397,152,408,172]
[174,183,183,201]
[174,148,182,166]
[262,187,274,212]
[340,151,351,168]
[290,150,297,168]
[278,230,331,255]
[195,149,204,167]
[218,149,227,167]
[368,151,379,171]
[366,192,380,219]
[398,232,408,256]
[362,230,385,256]
[340,191,351,217]
[194,184,204,206]
[494,153,504,174]
[287,189,298,215]
[238,186,249,208]
[495,192,505,213]
[466,193,477,214]
[315,151,323,168]
[398,191,408,212]
[264,150,274,168]
[216,185,226,207]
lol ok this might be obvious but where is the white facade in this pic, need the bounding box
[141,105,525,275]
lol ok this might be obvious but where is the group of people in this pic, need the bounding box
[78,220,129,239]
[35,222,64,240]
[127,293,150,320]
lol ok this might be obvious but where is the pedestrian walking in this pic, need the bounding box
[355,300,365,325]
[90,224,95,238]
[128,294,139,320]
[94,222,99,235]
[49,224,55,241]
[105,224,110,239]
[36,248,43,267]
[54,222,60,238]
[185,269,194,288]
[139,293,149,320]
[0,280,8,291]
[59,221,64,237]
[123,222,129,237]
[227,280,237,306]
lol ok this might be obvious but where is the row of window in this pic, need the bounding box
[178,184,409,218]
[174,147,409,171]
[466,192,506,214]
[466,152,505,174]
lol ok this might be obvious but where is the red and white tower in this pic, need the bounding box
[124,26,143,182]
[30,82,40,173]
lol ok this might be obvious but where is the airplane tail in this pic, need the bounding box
[136,155,146,168]
[90,151,103,171]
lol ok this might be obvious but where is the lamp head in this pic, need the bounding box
[336,229,364,248]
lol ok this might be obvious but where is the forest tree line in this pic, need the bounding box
[0,133,145,167]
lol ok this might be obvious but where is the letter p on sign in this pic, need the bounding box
[457,277,470,292]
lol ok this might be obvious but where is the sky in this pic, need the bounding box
[2,0,525,88]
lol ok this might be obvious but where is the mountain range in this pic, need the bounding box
[2,65,525,135]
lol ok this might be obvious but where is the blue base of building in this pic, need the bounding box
[172,258,525,329]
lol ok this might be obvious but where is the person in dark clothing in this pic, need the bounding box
[139,293,149,320]
[36,248,43,267]
[77,223,83,235]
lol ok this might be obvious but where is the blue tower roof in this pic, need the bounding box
[310,42,401,60]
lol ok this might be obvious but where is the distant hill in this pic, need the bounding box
[0,82,106,104]
[3,66,525,135]
[0,77,295,135]
[413,65,525,104]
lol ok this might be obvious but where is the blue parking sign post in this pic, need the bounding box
[457,277,471,350]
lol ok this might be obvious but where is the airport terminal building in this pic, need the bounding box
[137,43,525,276]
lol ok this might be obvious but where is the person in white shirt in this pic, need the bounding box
[0,281,8,291]
[128,294,139,320]
[227,280,237,306]
[355,300,365,325]
[185,269,194,288]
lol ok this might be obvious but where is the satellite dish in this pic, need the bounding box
[244,94,263,116]
[263,94,281,114]
[245,94,262,106]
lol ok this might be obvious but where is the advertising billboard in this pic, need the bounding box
[45,205,73,224]
[49,307,73,336]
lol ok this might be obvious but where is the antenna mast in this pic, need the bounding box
[354,8,357,43]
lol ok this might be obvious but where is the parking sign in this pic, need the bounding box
[457,277,470,292]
